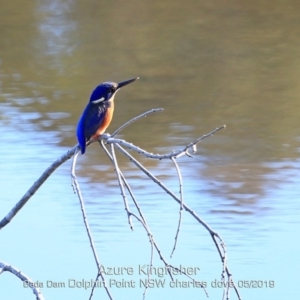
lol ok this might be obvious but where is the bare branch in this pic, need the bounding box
[0,262,45,300]
[106,125,226,160]
[0,145,79,230]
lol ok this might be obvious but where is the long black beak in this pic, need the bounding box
[117,77,139,89]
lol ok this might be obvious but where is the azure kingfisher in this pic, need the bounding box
[77,77,139,154]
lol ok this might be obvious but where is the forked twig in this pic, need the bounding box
[107,125,225,160]
[100,141,149,227]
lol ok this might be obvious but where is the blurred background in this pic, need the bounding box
[1,0,299,299]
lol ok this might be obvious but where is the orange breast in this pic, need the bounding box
[92,101,114,139]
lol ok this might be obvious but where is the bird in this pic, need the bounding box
[76,77,139,154]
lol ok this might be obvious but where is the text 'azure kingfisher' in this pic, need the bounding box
[77,77,139,154]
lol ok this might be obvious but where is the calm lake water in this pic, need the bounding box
[1,1,300,299]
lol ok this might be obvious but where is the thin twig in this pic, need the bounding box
[143,233,155,300]
[71,152,113,300]
[110,144,134,230]
[0,262,45,300]
[170,157,184,258]
[111,108,164,137]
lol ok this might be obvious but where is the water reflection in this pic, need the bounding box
[34,0,77,72]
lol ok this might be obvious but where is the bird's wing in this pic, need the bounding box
[83,103,107,140]
[76,103,107,154]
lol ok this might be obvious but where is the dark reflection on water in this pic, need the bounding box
[1,0,300,299]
